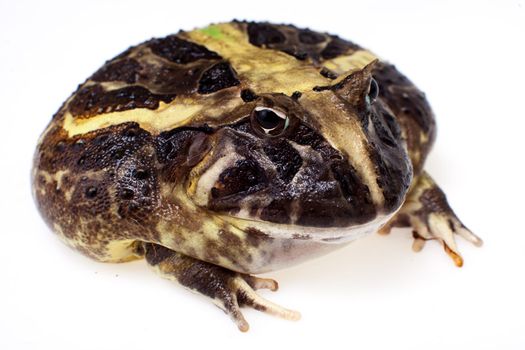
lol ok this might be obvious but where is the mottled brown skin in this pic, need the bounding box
[32,21,481,331]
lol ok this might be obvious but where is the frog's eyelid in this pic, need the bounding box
[254,106,287,120]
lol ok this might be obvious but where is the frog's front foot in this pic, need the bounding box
[380,171,482,267]
[140,243,300,332]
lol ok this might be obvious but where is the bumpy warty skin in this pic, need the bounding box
[32,21,435,274]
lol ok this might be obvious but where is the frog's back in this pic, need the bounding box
[32,21,434,266]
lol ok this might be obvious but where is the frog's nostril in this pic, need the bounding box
[329,154,343,161]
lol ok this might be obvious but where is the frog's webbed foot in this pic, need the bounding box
[379,171,482,267]
[139,243,300,332]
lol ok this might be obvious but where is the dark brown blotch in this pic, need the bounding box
[71,123,151,172]
[119,188,134,200]
[72,178,112,216]
[362,103,412,211]
[263,139,302,183]
[260,198,291,224]
[91,58,142,84]
[320,67,338,79]
[218,229,243,247]
[85,186,98,199]
[330,160,376,221]
[321,36,361,59]
[69,85,176,118]
[143,243,174,265]
[372,61,436,174]
[245,227,274,248]
[210,158,267,199]
[155,127,212,165]
[291,91,302,100]
[133,168,149,180]
[418,187,451,216]
[241,89,258,102]
[148,35,221,64]
[247,23,286,46]
[298,29,325,44]
[197,61,240,94]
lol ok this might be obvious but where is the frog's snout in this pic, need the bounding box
[186,127,384,228]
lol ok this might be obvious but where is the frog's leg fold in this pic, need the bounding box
[138,242,300,332]
[379,171,482,267]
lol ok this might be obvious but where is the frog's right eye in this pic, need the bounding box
[251,107,289,137]
[367,78,379,104]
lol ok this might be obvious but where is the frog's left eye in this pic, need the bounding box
[251,107,289,137]
[367,78,379,104]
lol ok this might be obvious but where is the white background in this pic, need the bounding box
[1,0,524,349]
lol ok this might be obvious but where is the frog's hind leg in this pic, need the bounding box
[137,242,300,332]
[379,171,482,266]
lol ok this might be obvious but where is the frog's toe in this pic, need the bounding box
[410,212,482,267]
[243,275,279,291]
[380,171,482,267]
[218,276,300,332]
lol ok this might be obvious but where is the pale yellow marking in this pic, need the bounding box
[53,169,76,202]
[61,23,377,138]
[53,169,68,189]
[186,153,212,197]
[300,91,384,206]
[97,80,132,91]
[190,24,377,91]
[36,169,74,199]
[62,99,202,137]
[420,130,429,143]
[323,50,378,76]
[105,239,140,262]
[185,24,326,94]
[323,120,383,204]
[191,141,242,206]
[185,23,375,95]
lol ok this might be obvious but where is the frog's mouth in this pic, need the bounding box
[217,210,396,244]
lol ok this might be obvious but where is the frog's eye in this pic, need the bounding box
[251,107,289,137]
[367,78,379,104]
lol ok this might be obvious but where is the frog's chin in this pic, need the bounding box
[218,211,396,244]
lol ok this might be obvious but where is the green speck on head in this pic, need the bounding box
[200,25,223,39]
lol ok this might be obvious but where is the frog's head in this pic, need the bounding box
[185,61,412,242]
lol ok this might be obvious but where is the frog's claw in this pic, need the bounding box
[140,243,300,332]
[379,171,482,267]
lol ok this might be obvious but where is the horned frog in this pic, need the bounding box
[32,21,482,331]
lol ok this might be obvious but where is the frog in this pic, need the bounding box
[32,21,482,331]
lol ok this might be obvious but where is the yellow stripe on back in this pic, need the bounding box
[61,22,378,137]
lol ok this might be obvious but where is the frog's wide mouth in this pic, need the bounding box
[215,211,396,244]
